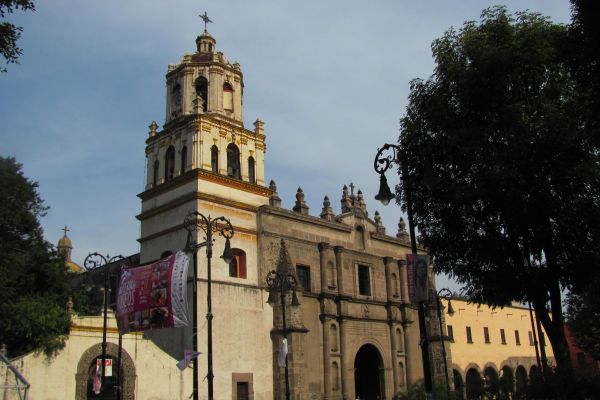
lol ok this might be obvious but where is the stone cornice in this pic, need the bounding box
[137,220,257,244]
[138,168,271,203]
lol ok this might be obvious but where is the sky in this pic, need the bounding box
[1,0,572,291]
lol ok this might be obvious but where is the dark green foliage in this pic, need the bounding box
[566,271,600,362]
[0,0,35,72]
[398,6,600,378]
[0,156,71,357]
[394,379,450,400]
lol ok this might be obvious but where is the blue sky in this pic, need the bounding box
[1,1,571,291]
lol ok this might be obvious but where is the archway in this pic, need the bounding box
[465,368,483,400]
[515,365,528,398]
[499,365,514,399]
[354,344,385,400]
[75,342,136,400]
[483,366,499,399]
[453,369,464,400]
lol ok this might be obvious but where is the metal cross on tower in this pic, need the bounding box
[199,12,212,32]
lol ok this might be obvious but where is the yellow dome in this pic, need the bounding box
[66,260,82,273]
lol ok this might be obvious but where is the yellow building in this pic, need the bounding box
[442,298,553,398]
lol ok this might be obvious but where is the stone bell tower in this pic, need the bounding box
[137,17,274,399]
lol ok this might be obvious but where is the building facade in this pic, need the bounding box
[136,26,438,400]
[443,298,554,398]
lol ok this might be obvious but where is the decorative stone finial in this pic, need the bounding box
[374,211,385,234]
[254,119,265,136]
[357,189,367,212]
[397,217,409,241]
[66,297,74,315]
[293,187,309,215]
[269,179,282,208]
[320,195,335,221]
[341,185,352,213]
[148,121,158,137]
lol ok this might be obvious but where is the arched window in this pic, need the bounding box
[331,362,340,391]
[248,157,256,183]
[356,225,366,249]
[329,324,338,352]
[227,143,241,179]
[396,327,404,353]
[180,146,187,174]
[195,76,208,112]
[229,248,246,279]
[152,159,159,187]
[398,362,406,387]
[327,261,336,289]
[392,273,399,297]
[211,145,219,173]
[165,146,175,181]
[223,82,233,111]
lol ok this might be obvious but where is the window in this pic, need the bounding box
[227,143,241,179]
[229,249,246,279]
[153,159,159,187]
[500,329,506,345]
[248,157,256,183]
[180,146,187,174]
[331,362,340,391]
[484,327,490,343]
[223,82,234,111]
[528,331,534,346]
[195,76,208,112]
[356,226,366,249]
[515,330,521,345]
[447,325,454,342]
[165,146,175,181]
[211,145,219,173]
[236,382,249,400]
[358,265,371,296]
[296,265,310,291]
[466,326,473,343]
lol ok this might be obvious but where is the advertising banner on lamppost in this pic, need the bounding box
[407,254,430,303]
[116,251,190,334]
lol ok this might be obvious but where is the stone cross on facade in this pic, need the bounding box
[199,12,212,32]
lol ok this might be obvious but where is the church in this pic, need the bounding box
[136,22,441,400]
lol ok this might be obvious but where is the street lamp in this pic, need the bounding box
[265,269,300,400]
[374,143,435,400]
[83,252,127,400]
[183,211,234,400]
[436,288,455,399]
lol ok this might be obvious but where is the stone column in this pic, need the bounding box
[399,259,409,304]
[383,256,394,302]
[338,318,349,400]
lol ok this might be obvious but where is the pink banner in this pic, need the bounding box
[116,251,190,334]
[407,254,429,303]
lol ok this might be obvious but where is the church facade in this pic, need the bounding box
[136,26,441,400]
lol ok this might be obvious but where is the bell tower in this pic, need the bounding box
[138,18,270,262]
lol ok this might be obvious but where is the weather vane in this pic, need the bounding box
[199,12,212,32]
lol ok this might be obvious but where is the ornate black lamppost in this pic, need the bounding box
[374,143,434,400]
[183,211,234,400]
[83,252,127,400]
[266,269,300,400]
[436,288,455,399]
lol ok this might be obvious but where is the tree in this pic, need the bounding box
[0,0,35,72]
[398,6,600,381]
[0,156,72,357]
[566,270,600,362]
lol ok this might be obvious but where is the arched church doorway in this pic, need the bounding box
[75,342,136,400]
[354,344,385,400]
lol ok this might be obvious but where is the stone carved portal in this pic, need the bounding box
[354,344,385,400]
[75,342,136,400]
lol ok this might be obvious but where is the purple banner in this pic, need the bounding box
[116,251,190,334]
